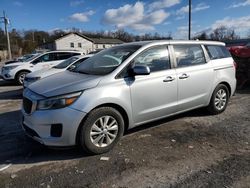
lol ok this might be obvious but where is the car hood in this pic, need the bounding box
[4,61,28,67]
[27,68,64,79]
[29,71,102,98]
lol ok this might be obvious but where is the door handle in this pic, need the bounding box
[163,76,175,82]
[179,73,189,79]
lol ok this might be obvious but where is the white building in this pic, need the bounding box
[40,32,124,54]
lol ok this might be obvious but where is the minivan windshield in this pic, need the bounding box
[71,45,141,75]
[54,56,79,69]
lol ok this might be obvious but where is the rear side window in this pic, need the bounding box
[173,44,206,67]
[55,52,80,60]
[205,45,231,60]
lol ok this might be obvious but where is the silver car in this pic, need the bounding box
[22,40,236,154]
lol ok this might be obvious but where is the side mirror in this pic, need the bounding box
[133,65,150,76]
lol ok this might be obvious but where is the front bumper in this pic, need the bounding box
[1,68,15,80]
[22,107,87,146]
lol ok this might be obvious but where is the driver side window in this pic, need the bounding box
[133,46,170,72]
[173,44,206,67]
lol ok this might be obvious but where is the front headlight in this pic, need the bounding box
[4,65,18,70]
[37,92,82,110]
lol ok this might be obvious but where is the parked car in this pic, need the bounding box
[227,42,250,59]
[22,40,236,154]
[3,59,19,65]
[1,51,83,84]
[23,54,93,88]
[17,53,40,62]
[226,40,250,88]
[88,49,103,54]
[4,53,41,65]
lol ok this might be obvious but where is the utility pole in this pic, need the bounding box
[188,0,192,40]
[1,11,12,59]
[32,31,35,42]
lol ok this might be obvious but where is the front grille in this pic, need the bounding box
[23,97,33,114]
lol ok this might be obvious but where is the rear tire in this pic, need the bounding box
[79,107,124,154]
[207,84,229,115]
[15,71,29,85]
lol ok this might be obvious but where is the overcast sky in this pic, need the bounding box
[1,0,250,39]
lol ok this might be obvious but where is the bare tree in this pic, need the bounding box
[2,27,174,55]
[193,32,208,40]
[210,26,239,41]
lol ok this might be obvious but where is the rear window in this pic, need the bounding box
[55,52,81,60]
[205,45,231,60]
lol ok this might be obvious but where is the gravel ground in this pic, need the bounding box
[0,79,249,188]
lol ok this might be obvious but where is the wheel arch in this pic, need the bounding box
[15,69,31,80]
[218,81,231,97]
[206,81,232,107]
[75,103,130,145]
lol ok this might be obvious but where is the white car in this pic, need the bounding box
[4,53,40,65]
[1,51,83,84]
[23,54,93,88]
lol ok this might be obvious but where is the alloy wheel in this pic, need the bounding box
[90,116,118,147]
[214,89,227,110]
[19,73,27,84]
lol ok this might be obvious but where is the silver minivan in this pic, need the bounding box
[22,40,236,154]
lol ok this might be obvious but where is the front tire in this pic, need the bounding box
[15,71,29,85]
[207,84,229,115]
[79,107,124,154]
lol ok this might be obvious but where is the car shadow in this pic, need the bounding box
[0,109,199,167]
[126,86,250,135]
[236,83,250,94]
[0,108,209,166]
[0,79,18,87]
[0,110,89,166]
[0,88,249,166]
[126,108,209,135]
[0,88,23,100]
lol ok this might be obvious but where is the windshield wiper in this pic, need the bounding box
[78,70,90,75]
[54,66,65,69]
[68,69,90,74]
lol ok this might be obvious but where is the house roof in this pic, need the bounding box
[88,37,124,44]
[55,32,124,44]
